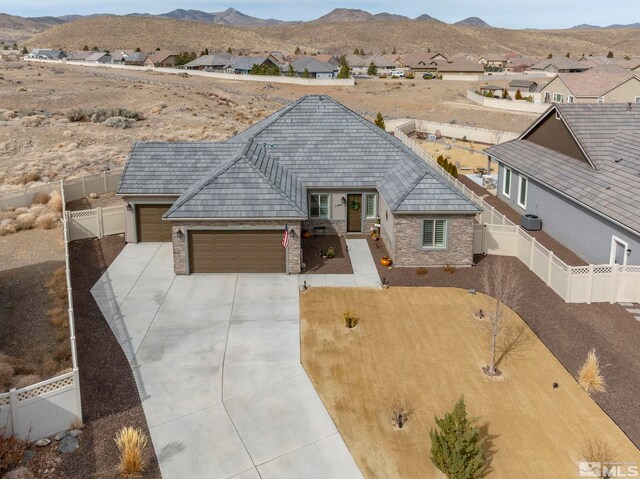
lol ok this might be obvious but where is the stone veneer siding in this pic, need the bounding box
[172,220,302,275]
[392,215,475,267]
[302,219,346,236]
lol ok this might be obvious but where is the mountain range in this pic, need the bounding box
[572,22,640,29]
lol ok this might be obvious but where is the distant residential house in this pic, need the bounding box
[123,52,148,66]
[478,53,508,70]
[505,56,540,73]
[291,58,338,79]
[224,57,281,75]
[509,80,538,93]
[401,52,448,73]
[433,58,484,76]
[478,84,506,97]
[486,103,640,265]
[0,49,22,61]
[530,58,590,74]
[145,51,178,68]
[539,64,640,104]
[346,54,396,75]
[66,51,93,62]
[85,52,112,64]
[183,53,233,71]
[28,49,66,60]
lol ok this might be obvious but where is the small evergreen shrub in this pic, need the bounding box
[430,397,487,479]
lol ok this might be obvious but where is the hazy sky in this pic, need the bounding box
[3,1,639,29]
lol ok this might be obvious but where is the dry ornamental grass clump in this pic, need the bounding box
[0,219,17,236]
[32,192,50,204]
[14,213,35,230]
[0,362,15,387]
[115,426,149,476]
[578,349,606,394]
[580,436,618,478]
[34,212,59,229]
[48,190,63,213]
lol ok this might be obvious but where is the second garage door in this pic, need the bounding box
[189,230,286,273]
[136,204,173,242]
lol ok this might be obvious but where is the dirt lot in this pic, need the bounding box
[418,138,492,173]
[0,61,533,194]
[0,226,70,388]
[301,287,640,478]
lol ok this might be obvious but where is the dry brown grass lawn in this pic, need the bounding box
[300,287,640,478]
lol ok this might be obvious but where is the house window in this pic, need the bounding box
[365,194,377,218]
[598,96,605,103]
[553,92,564,103]
[422,219,448,249]
[568,95,574,103]
[502,167,511,198]
[635,96,640,104]
[309,194,330,219]
[517,176,528,209]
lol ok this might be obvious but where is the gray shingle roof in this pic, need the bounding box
[291,58,337,74]
[486,103,640,234]
[118,95,479,219]
[184,53,233,68]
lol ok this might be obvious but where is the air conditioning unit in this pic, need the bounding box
[521,214,542,231]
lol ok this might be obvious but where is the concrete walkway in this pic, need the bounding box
[298,238,381,288]
[91,243,363,479]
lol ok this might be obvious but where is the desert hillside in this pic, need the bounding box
[26,15,640,56]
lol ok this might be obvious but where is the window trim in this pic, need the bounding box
[553,92,564,103]
[365,194,377,219]
[309,193,330,219]
[502,167,511,198]
[517,175,528,209]
[568,95,574,103]
[421,218,449,250]
[597,96,605,103]
[610,236,629,266]
[635,96,640,104]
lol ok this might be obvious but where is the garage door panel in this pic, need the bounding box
[136,205,173,242]
[189,230,286,273]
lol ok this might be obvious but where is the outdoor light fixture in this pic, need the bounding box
[126,203,132,211]
[177,229,184,239]
[341,196,346,205]
[289,227,296,238]
[627,248,632,256]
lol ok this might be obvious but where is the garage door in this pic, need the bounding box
[136,204,173,242]
[189,230,286,273]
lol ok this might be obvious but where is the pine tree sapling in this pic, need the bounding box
[430,397,487,479]
[302,68,311,79]
[337,63,351,79]
[607,50,614,58]
[514,89,522,100]
[374,112,386,130]
[367,62,378,76]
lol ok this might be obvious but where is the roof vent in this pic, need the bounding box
[615,158,623,163]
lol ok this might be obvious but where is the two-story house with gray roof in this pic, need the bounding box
[117,95,480,274]
[486,103,640,265]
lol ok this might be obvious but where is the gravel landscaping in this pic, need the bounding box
[52,235,160,478]
[301,235,353,274]
[368,236,640,448]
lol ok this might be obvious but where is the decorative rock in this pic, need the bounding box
[54,431,67,441]
[21,449,37,465]
[58,435,79,454]
[69,429,82,438]
[34,438,50,447]
[88,192,99,199]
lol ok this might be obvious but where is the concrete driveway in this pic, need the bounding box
[91,242,363,479]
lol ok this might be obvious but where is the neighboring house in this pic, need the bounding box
[291,58,338,78]
[85,52,112,64]
[0,49,22,61]
[28,49,66,60]
[433,58,484,76]
[66,51,93,62]
[346,54,396,75]
[145,51,178,68]
[539,64,640,104]
[224,56,280,75]
[183,53,233,71]
[530,59,590,73]
[486,103,640,265]
[116,95,480,274]
[111,51,147,66]
[478,84,506,97]
[478,53,508,70]
[401,52,447,73]
[505,56,540,73]
[509,80,538,93]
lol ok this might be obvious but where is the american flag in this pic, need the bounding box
[282,225,289,248]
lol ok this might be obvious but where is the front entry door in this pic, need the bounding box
[347,194,362,233]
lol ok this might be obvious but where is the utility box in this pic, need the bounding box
[521,214,542,231]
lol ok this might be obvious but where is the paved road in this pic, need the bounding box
[91,242,365,479]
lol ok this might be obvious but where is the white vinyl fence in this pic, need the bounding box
[67,205,125,241]
[0,170,124,210]
[396,120,640,304]
[467,90,548,114]
[1,182,83,440]
[387,118,518,145]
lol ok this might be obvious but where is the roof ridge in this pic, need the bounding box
[243,142,306,215]
[387,171,429,210]
[164,143,252,217]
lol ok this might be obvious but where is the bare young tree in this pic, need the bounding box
[480,258,522,376]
